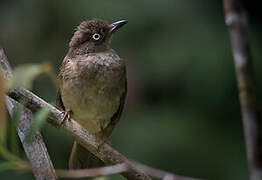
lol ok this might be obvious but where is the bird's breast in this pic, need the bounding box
[61,49,126,133]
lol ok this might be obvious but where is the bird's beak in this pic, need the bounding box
[109,20,128,35]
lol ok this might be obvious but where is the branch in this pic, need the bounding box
[0,47,57,180]
[56,163,128,178]
[56,162,203,180]
[133,162,201,180]
[223,1,262,179]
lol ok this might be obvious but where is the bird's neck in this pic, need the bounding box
[68,42,110,58]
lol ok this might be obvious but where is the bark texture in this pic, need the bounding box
[223,1,262,179]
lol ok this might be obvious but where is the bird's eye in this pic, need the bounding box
[92,33,101,41]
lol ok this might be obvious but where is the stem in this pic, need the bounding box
[223,1,262,179]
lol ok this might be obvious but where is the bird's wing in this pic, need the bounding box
[103,77,127,137]
[56,57,69,111]
[56,89,65,111]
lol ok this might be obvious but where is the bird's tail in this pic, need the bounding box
[69,141,104,169]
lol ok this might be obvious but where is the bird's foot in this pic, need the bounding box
[97,127,107,151]
[97,138,107,152]
[59,109,73,126]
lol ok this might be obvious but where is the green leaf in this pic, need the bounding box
[8,103,24,155]
[8,120,20,155]
[7,62,54,90]
[0,72,6,146]
[12,103,24,127]
[0,161,15,172]
[26,107,50,143]
[0,145,21,162]
[0,161,31,172]
[94,176,110,180]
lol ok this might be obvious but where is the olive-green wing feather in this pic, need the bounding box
[56,89,65,111]
[56,57,69,111]
[103,79,127,137]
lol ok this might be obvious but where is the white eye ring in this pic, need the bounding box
[92,33,101,41]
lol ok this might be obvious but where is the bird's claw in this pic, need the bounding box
[97,126,107,151]
[97,139,107,152]
[59,110,73,126]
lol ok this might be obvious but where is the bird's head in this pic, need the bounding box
[69,19,127,54]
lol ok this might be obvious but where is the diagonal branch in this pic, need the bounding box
[56,162,204,180]
[0,47,57,180]
[223,1,262,179]
[56,163,129,178]
[133,162,201,180]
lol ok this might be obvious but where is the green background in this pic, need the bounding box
[1,0,262,179]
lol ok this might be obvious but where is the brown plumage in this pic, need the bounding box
[57,19,128,168]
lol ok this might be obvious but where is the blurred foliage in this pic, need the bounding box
[0,134,30,173]
[7,104,21,156]
[0,72,7,146]
[26,107,50,143]
[1,59,54,161]
[0,103,50,174]
[0,0,262,180]
[0,61,52,175]
[8,62,58,90]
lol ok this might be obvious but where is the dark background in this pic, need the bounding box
[0,0,262,180]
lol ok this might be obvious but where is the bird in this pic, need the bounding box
[56,19,128,169]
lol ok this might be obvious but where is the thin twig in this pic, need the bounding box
[133,162,202,180]
[223,1,262,180]
[56,162,203,180]
[0,47,57,180]
[56,163,128,178]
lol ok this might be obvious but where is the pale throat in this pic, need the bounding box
[68,39,112,57]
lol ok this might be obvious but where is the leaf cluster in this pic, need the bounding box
[0,63,54,173]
